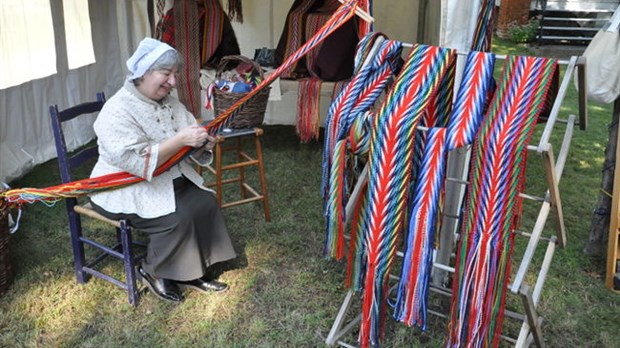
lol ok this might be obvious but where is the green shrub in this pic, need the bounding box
[507,17,540,43]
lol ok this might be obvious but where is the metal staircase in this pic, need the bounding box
[532,0,620,44]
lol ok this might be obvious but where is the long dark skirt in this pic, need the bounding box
[91,176,236,281]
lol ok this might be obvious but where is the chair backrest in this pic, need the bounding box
[49,93,106,184]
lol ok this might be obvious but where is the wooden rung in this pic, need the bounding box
[219,159,259,171]
[221,196,264,209]
[205,176,243,187]
[74,203,122,228]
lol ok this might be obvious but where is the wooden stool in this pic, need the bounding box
[200,127,271,221]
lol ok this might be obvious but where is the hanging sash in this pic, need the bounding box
[358,44,456,348]
[297,78,323,142]
[322,32,403,260]
[392,51,496,331]
[173,0,201,116]
[470,0,498,52]
[447,55,558,348]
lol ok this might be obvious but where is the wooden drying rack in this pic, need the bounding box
[324,48,588,347]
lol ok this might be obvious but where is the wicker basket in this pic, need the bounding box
[213,55,270,129]
[0,199,12,296]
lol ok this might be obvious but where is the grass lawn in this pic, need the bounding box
[1,38,619,347]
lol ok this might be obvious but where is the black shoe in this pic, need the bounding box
[138,266,183,303]
[177,276,228,293]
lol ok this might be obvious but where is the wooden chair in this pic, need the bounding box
[198,127,271,221]
[49,92,146,306]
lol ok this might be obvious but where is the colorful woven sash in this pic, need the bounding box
[446,52,497,151]
[278,0,370,80]
[331,79,349,100]
[296,77,323,142]
[471,0,498,52]
[392,51,496,331]
[359,44,455,347]
[173,0,201,117]
[277,0,318,78]
[409,54,456,188]
[305,0,340,78]
[393,126,447,330]
[322,32,403,260]
[201,0,225,66]
[357,0,373,37]
[447,55,558,348]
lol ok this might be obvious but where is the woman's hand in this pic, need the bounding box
[176,125,209,148]
[203,135,217,151]
[157,125,214,167]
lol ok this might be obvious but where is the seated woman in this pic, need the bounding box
[89,37,237,303]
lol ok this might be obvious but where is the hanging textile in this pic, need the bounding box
[305,0,341,78]
[173,0,202,116]
[446,52,497,151]
[157,0,241,115]
[392,51,497,331]
[408,54,456,190]
[226,0,243,23]
[1,0,362,207]
[357,0,373,37]
[322,32,403,260]
[274,0,321,79]
[154,0,166,38]
[200,0,226,66]
[331,79,350,100]
[447,55,558,348]
[358,44,456,348]
[274,0,361,81]
[281,0,370,142]
[470,0,499,52]
[393,127,447,329]
[310,1,359,81]
[296,78,323,142]
[158,0,241,68]
[295,77,353,145]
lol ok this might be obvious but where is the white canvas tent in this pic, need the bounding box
[0,0,148,183]
[0,0,486,184]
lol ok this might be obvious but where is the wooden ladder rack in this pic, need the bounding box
[324,52,588,347]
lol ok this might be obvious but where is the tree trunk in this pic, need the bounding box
[585,99,620,257]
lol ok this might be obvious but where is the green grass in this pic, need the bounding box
[2,38,620,347]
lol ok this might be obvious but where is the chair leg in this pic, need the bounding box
[119,221,139,307]
[67,209,89,284]
[254,134,271,222]
[215,142,223,206]
[237,138,248,199]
